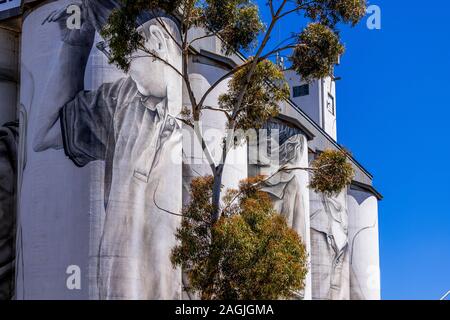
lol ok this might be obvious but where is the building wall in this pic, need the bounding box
[16,1,92,299]
[309,187,350,300]
[0,0,20,13]
[285,70,337,141]
[285,70,321,126]
[348,188,381,300]
[0,27,19,125]
[321,77,337,140]
[308,185,381,300]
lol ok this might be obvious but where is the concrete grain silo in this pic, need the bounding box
[0,22,19,124]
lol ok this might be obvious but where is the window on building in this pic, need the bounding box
[327,94,335,115]
[293,84,309,97]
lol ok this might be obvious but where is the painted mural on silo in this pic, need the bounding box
[249,120,312,300]
[0,16,19,300]
[16,0,183,299]
[0,121,18,300]
[0,27,18,125]
[348,188,381,300]
[310,188,350,300]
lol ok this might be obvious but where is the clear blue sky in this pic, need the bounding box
[256,0,450,300]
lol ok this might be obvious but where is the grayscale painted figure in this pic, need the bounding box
[310,192,350,300]
[32,3,183,299]
[258,121,312,299]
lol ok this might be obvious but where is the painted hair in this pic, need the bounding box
[81,0,180,35]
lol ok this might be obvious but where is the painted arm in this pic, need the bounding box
[33,2,96,152]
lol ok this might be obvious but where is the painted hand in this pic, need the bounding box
[41,2,95,47]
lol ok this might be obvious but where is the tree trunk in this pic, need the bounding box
[211,164,224,224]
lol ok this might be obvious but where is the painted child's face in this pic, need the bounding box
[128,23,168,98]
[281,136,302,166]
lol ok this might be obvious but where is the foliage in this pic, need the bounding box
[101,0,183,70]
[101,0,367,87]
[302,0,367,28]
[218,59,289,131]
[309,149,355,196]
[290,23,344,81]
[289,0,366,80]
[171,176,308,300]
[204,0,264,54]
[101,0,264,70]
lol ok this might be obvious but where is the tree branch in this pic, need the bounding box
[197,61,252,110]
[221,163,320,215]
[151,11,183,50]
[177,117,194,128]
[217,0,290,177]
[139,47,184,77]
[277,0,316,21]
[153,180,184,217]
[230,0,288,120]
[201,106,232,122]
[189,30,224,46]
[178,1,200,119]
[194,122,218,175]
[269,0,276,18]
[260,44,299,61]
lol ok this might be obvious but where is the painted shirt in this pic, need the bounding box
[310,194,350,300]
[60,77,182,299]
[260,133,310,299]
[260,132,308,243]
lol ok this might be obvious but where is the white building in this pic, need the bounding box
[285,71,338,140]
[0,1,382,300]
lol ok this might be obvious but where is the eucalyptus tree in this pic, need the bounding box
[170,148,355,299]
